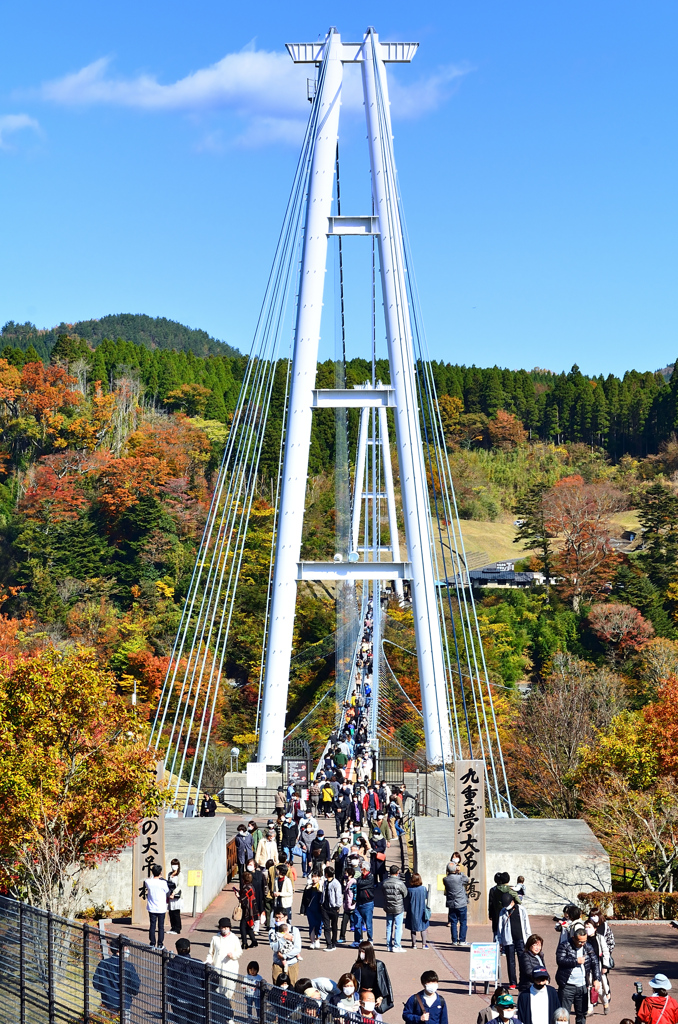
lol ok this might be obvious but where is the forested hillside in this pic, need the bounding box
[1,313,240,361]
[1,328,677,896]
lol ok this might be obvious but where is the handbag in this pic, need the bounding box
[423,903,432,923]
[375,852,386,862]
[292,845,303,858]
[232,901,243,921]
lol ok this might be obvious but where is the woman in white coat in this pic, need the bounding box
[206,917,243,1010]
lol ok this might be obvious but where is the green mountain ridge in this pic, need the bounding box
[1,313,240,360]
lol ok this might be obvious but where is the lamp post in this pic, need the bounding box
[230,747,240,774]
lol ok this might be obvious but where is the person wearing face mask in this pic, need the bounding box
[351,941,394,1014]
[497,893,531,989]
[235,824,254,879]
[256,830,279,869]
[300,822,318,878]
[92,936,140,1021]
[555,927,601,1024]
[494,993,524,1024]
[167,858,184,935]
[359,988,383,1023]
[517,968,559,1024]
[584,917,613,1013]
[403,971,448,1024]
[205,917,243,1012]
[330,973,361,1014]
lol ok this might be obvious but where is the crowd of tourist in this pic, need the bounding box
[123,600,676,1024]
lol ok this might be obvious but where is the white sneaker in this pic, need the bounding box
[392,947,406,953]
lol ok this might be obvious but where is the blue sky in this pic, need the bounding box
[1,1,676,376]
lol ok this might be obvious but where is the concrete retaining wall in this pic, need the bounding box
[414,816,611,917]
[75,817,227,916]
[222,772,283,815]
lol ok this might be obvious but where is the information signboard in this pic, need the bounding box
[468,942,500,995]
[285,758,309,787]
[247,761,267,788]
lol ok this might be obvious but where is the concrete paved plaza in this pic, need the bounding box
[119,814,678,1024]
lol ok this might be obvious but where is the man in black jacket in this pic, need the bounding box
[92,936,141,1019]
[281,816,299,866]
[517,967,560,1024]
[353,867,375,944]
[167,938,205,1024]
[555,927,601,1024]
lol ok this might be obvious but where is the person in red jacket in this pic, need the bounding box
[635,975,678,1024]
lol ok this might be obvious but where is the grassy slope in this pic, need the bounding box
[445,510,642,568]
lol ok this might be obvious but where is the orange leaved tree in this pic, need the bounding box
[0,646,162,915]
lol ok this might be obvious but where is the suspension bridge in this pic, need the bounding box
[149,27,513,819]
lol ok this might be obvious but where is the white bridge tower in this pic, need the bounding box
[258,27,453,767]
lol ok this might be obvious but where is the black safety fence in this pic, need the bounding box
[0,895,343,1024]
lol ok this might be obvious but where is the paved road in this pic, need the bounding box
[119,811,678,1024]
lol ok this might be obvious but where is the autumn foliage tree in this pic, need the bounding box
[487,409,528,451]
[543,477,625,612]
[0,646,162,915]
[588,603,654,661]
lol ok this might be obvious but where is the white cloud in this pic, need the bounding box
[39,51,309,119]
[0,113,40,149]
[36,46,470,145]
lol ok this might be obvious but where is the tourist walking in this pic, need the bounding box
[382,865,408,952]
[320,865,342,950]
[235,824,254,878]
[585,916,614,1013]
[405,872,430,949]
[300,872,323,949]
[233,871,259,949]
[518,934,546,992]
[555,926,601,1024]
[269,919,302,985]
[167,937,205,1024]
[353,866,375,944]
[339,866,357,944]
[351,940,394,1014]
[443,861,470,946]
[256,829,279,868]
[403,970,448,1024]
[634,975,678,1024]
[516,968,559,1024]
[497,893,531,988]
[206,918,243,1018]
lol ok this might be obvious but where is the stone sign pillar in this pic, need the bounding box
[132,761,166,926]
[454,759,488,926]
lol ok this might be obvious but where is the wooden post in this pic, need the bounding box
[454,759,488,926]
[132,760,166,926]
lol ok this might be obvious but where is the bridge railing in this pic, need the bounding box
[0,895,332,1024]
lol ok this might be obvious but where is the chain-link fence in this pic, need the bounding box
[0,896,344,1024]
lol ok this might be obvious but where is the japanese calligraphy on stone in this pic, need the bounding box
[454,759,487,926]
